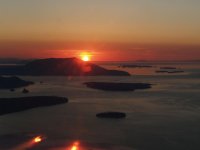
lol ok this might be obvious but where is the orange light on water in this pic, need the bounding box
[11,136,44,150]
[34,136,42,143]
[70,141,80,150]
[71,145,77,150]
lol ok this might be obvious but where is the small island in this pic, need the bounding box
[160,67,177,70]
[84,82,152,91]
[119,64,153,68]
[0,96,68,115]
[156,70,184,74]
[168,70,184,73]
[155,70,169,73]
[0,76,33,89]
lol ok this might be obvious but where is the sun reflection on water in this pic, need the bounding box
[70,141,80,150]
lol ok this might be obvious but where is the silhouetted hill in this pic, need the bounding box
[0,58,130,76]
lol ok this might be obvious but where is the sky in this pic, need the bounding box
[0,0,200,61]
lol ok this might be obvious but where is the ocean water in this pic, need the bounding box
[0,62,200,150]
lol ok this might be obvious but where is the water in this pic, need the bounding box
[0,62,200,150]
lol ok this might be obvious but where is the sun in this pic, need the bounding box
[80,52,91,61]
[82,55,90,61]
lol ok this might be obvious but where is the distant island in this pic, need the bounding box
[118,64,153,68]
[156,70,184,73]
[0,76,33,89]
[0,58,130,76]
[156,67,184,74]
[0,96,68,115]
[160,67,177,70]
[84,82,152,91]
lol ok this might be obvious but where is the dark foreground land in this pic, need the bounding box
[84,82,152,91]
[0,96,68,115]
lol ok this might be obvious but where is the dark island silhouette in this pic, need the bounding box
[119,64,153,68]
[84,82,152,91]
[156,70,184,73]
[156,68,184,74]
[0,76,33,89]
[0,58,130,76]
[0,96,68,115]
[160,67,177,70]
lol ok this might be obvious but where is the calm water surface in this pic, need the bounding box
[0,62,200,150]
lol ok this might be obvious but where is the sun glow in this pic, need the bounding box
[80,52,92,61]
[82,55,89,61]
[70,141,80,150]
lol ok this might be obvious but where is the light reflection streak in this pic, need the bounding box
[11,135,44,150]
[69,141,80,150]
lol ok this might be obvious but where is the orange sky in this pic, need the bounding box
[0,0,200,61]
[0,40,199,61]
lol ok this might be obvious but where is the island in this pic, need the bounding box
[0,76,33,89]
[96,112,126,119]
[0,96,68,115]
[155,70,169,73]
[119,64,153,68]
[156,70,184,74]
[84,82,152,91]
[167,70,184,73]
[160,67,177,70]
[0,58,130,76]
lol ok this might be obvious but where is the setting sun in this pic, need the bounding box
[82,55,90,61]
[80,52,92,61]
